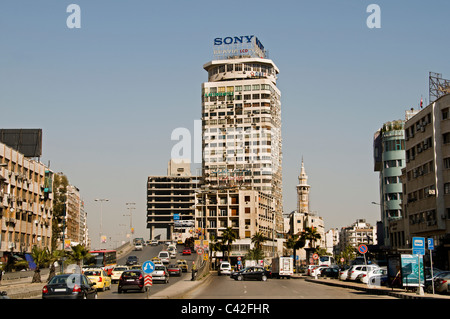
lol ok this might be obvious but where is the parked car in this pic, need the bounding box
[158,251,170,264]
[319,267,339,278]
[42,274,98,299]
[177,259,188,272]
[83,269,112,291]
[126,255,139,266]
[111,266,129,283]
[310,266,327,277]
[306,265,319,276]
[218,261,232,276]
[231,266,270,281]
[118,270,147,293]
[434,272,450,294]
[359,267,387,285]
[348,265,379,281]
[339,266,353,281]
[152,265,170,283]
[182,248,192,255]
[167,264,182,276]
[426,271,450,293]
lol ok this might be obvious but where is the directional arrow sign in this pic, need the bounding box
[142,260,155,274]
[144,275,153,287]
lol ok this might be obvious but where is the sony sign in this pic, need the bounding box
[213,35,264,52]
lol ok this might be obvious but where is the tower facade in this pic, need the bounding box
[201,35,283,215]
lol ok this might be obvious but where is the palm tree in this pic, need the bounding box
[285,234,305,271]
[67,244,90,269]
[251,231,266,252]
[47,249,65,282]
[31,246,49,283]
[221,227,237,262]
[300,227,321,264]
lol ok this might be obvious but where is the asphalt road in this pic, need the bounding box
[99,243,197,299]
[182,274,398,299]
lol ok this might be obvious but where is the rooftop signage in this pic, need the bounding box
[212,35,267,60]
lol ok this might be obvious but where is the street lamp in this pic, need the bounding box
[124,202,135,242]
[95,198,109,245]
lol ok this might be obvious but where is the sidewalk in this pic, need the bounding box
[293,274,450,300]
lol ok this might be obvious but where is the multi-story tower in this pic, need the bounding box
[297,158,310,214]
[201,35,283,218]
[373,120,406,247]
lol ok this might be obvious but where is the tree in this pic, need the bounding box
[221,227,237,262]
[285,234,305,270]
[31,246,49,283]
[245,248,264,261]
[251,231,266,252]
[67,244,90,268]
[300,227,321,264]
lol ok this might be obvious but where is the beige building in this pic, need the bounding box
[395,94,450,267]
[0,141,53,258]
[338,219,377,253]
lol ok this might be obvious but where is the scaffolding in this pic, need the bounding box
[429,72,450,103]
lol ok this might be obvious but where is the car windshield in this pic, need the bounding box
[159,253,169,257]
[155,266,165,271]
[114,267,128,271]
[84,271,101,276]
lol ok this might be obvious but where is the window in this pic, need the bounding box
[442,108,449,120]
[443,132,450,144]
[235,64,242,72]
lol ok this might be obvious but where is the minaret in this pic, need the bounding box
[297,158,310,214]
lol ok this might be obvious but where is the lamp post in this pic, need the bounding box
[124,202,135,243]
[95,198,109,245]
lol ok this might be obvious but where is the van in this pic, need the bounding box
[218,261,232,276]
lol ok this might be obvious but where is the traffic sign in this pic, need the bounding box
[412,237,425,255]
[144,275,152,287]
[427,238,434,250]
[196,248,204,255]
[142,260,155,274]
[312,253,319,260]
[358,244,368,254]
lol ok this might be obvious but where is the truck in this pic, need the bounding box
[271,257,294,279]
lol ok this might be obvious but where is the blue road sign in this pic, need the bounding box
[412,237,425,255]
[427,238,434,251]
[142,260,155,274]
[358,244,368,254]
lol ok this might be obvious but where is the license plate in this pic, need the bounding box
[54,288,66,292]
[127,279,134,282]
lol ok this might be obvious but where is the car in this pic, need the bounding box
[177,260,188,272]
[130,264,142,270]
[231,266,270,281]
[426,271,450,293]
[319,267,339,278]
[306,265,319,276]
[182,248,192,255]
[118,269,147,293]
[151,240,159,246]
[177,239,183,245]
[218,261,232,276]
[83,269,112,291]
[310,266,327,277]
[167,264,182,276]
[339,266,353,281]
[42,274,98,299]
[158,251,170,264]
[126,255,139,266]
[359,267,387,284]
[134,243,143,251]
[348,265,379,281]
[168,247,177,259]
[111,266,129,283]
[152,265,169,283]
[434,272,450,294]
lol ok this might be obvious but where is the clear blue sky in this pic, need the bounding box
[1,1,449,248]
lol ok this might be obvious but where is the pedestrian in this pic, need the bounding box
[191,261,197,281]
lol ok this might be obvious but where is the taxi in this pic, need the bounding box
[111,265,129,283]
[83,268,112,291]
[177,259,188,272]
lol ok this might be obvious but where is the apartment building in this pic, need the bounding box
[398,94,450,267]
[338,219,377,253]
[0,141,53,259]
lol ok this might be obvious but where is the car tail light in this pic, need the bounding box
[98,277,102,282]
[139,274,143,280]
[72,284,82,293]
[42,285,48,294]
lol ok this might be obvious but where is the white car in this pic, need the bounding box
[339,266,353,281]
[158,251,170,264]
[152,265,169,283]
[111,266,129,283]
[310,266,327,277]
[218,262,232,276]
[134,243,143,251]
[348,265,379,281]
[360,267,387,285]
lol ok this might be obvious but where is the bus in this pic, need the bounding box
[84,250,117,275]
[319,256,335,267]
